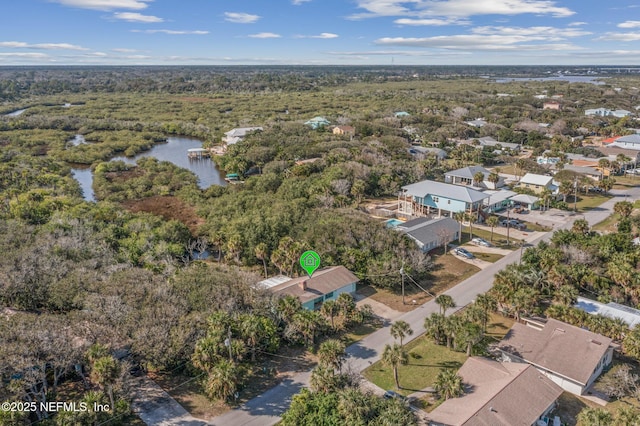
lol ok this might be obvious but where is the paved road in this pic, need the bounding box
[192,188,639,426]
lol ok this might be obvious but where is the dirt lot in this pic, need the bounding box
[122,195,204,234]
[357,253,481,312]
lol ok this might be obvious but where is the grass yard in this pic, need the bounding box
[341,319,384,346]
[574,193,612,212]
[613,175,640,189]
[460,226,514,249]
[471,252,504,263]
[362,336,467,397]
[592,212,620,233]
[358,254,481,312]
[485,313,516,341]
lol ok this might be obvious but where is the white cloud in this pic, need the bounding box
[0,52,49,58]
[51,0,151,11]
[568,21,587,26]
[618,21,640,28]
[86,51,107,56]
[125,54,151,59]
[224,12,260,24]
[394,18,469,26]
[376,35,579,51]
[111,48,139,52]
[248,32,281,38]
[0,41,88,50]
[296,33,339,39]
[350,0,574,19]
[292,0,311,4]
[471,26,590,39]
[113,12,163,23]
[131,29,209,34]
[598,32,640,41]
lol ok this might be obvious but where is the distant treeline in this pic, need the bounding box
[0,65,635,101]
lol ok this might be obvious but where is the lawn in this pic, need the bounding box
[341,319,384,346]
[358,254,481,312]
[485,313,516,341]
[460,226,514,249]
[613,175,640,189]
[471,252,504,263]
[574,193,612,212]
[592,212,620,233]
[362,336,468,397]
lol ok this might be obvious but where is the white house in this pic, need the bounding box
[607,134,640,150]
[575,296,640,329]
[498,318,614,395]
[223,127,263,146]
[516,173,558,195]
[585,108,632,118]
[445,165,505,189]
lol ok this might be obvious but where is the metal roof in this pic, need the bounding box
[401,179,489,203]
[575,296,640,328]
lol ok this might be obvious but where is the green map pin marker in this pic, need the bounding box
[300,250,321,277]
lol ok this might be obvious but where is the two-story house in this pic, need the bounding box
[398,179,489,218]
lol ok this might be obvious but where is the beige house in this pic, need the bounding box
[428,357,562,426]
[516,173,558,195]
[498,318,614,395]
[543,101,561,110]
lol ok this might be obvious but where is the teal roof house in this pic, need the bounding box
[304,116,330,129]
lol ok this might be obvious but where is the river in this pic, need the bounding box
[494,75,607,85]
[70,136,226,202]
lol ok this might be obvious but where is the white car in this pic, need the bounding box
[471,237,491,247]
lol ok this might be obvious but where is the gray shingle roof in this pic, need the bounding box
[401,180,489,203]
[498,318,613,385]
[446,165,491,180]
[399,217,459,247]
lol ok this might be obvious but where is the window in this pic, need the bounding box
[325,292,334,300]
[433,196,439,202]
[448,200,451,204]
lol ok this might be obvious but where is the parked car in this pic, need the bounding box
[453,247,475,259]
[499,219,520,227]
[383,390,404,400]
[471,237,491,247]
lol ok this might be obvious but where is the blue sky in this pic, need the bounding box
[1,0,640,65]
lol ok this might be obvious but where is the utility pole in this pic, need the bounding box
[225,327,233,362]
[400,262,405,305]
[574,177,578,212]
[506,205,511,246]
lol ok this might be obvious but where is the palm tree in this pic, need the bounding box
[453,211,465,244]
[456,323,484,356]
[560,180,573,203]
[474,293,497,332]
[382,343,408,389]
[90,356,121,409]
[572,218,590,234]
[204,359,239,402]
[424,313,446,345]
[337,388,374,424]
[320,300,338,330]
[488,172,500,189]
[443,315,463,349]
[390,320,414,347]
[317,339,346,373]
[614,201,633,218]
[464,211,474,239]
[539,187,552,211]
[435,294,456,315]
[486,216,499,242]
[226,234,242,264]
[209,231,225,262]
[239,314,276,362]
[577,407,612,426]
[434,369,464,400]
[255,243,269,278]
[310,366,339,393]
[473,171,485,188]
[598,178,615,195]
[277,295,302,320]
[607,257,635,302]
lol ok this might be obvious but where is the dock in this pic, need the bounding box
[187,148,211,159]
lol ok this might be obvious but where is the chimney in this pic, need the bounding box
[299,280,307,290]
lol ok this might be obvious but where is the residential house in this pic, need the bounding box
[498,318,614,395]
[483,189,517,213]
[396,217,459,252]
[398,180,489,218]
[332,125,355,136]
[394,111,410,118]
[428,357,562,426]
[598,146,640,165]
[259,266,358,310]
[560,165,603,181]
[445,165,505,189]
[409,146,447,161]
[476,136,520,152]
[223,127,263,146]
[466,119,487,128]
[585,108,632,118]
[509,193,541,210]
[606,134,640,150]
[516,173,558,195]
[304,116,330,129]
[543,101,561,110]
[536,156,561,165]
[575,296,640,329]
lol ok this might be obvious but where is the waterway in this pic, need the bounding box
[5,108,27,117]
[70,136,225,202]
[495,75,607,85]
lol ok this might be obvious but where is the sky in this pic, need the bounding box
[1,0,640,66]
